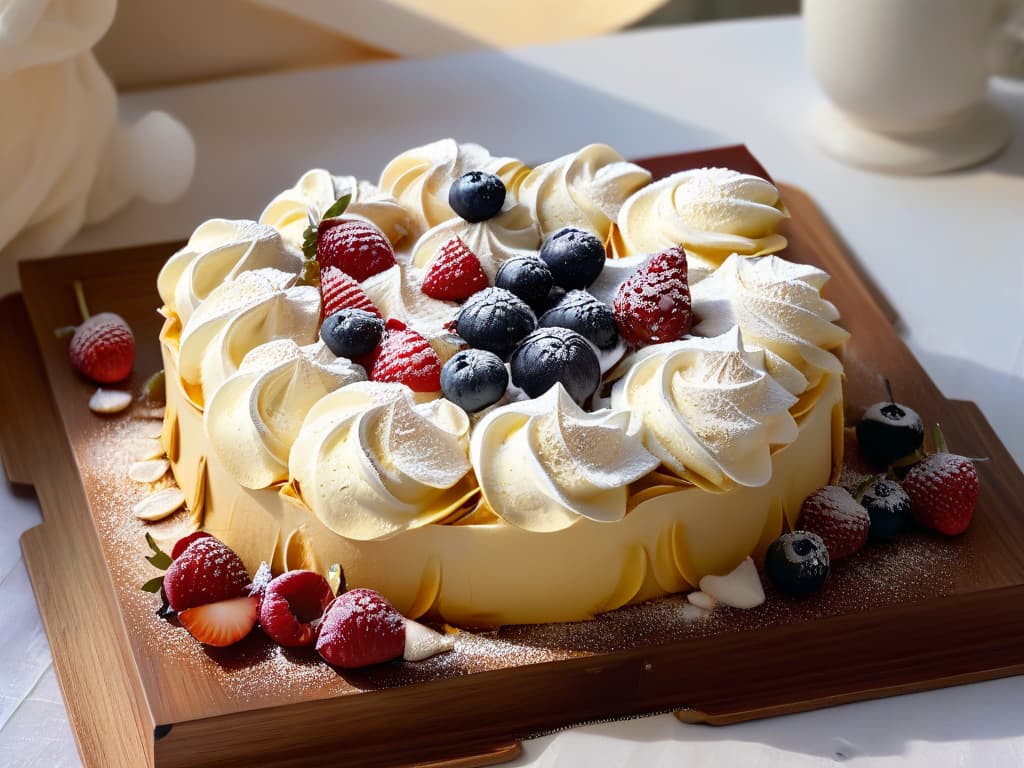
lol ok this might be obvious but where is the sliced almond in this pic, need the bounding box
[132,438,166,461]
[128,459,170,484]
[89,388,133,414]
[133,487,185,522]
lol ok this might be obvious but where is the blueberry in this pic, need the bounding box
[765,531,830,598]
[440,349,509,413]
[856,401,924,468]
[538,227,606,290]
[448,171,506,223]
[510,327,601,405]
[539,290,619,350]
[455,287,536,358]
[320,309,384,359]
[860,478,911,541]
[495,256,553,308]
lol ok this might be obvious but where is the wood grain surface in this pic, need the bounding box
[6,147,1024,768]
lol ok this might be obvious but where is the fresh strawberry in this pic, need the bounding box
[259,570,335,648]
[316,588,405,668]
[171,531,213,560]
[316,220,396,282]
[162,536,250,612]
[69,312,135,383]
[367,326,442,392]
[64,280,135,384]
[613,246,693,347]
[178,596,259,647]
[421,237,489,301]
[903,452,980,535]
[798,485,870,560]
[320,265,381,319]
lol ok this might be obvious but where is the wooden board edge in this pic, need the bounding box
[6,288,156,768]
[22,519,155,768]
[674,662,1024,726]
[0,293,41,485]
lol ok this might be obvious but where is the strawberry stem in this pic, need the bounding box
[934,424,948,454]
[73,280,91,322]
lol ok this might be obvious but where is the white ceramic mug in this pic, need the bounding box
[804,0,1010,173]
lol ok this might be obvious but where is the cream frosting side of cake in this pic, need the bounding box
[156,139,845,625]
[161,336,843,625]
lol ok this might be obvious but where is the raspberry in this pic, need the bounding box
[316,220,395,282]
[259,570,335,648]
[320,265,381,319]
[903,453,980,535]
[316,588,406,669]
[68,312,135,384]
[613,246,693,348]
[162,536,250,612]
[798,485,870,560]
[368,327,442,392]
[421,237,489,301]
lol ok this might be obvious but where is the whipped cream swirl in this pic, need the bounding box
[205,340,366,489]
[177,268,320,403]
[471,384,659,532]
[379,139,530,238]
[691,254,849,387]
[158,219,302,326]
[610,167,789,279]
[290,382,473,541]
[517,143,651,242]
[259,169,411,248]
[611,328,799,489]
[410,202,541,280]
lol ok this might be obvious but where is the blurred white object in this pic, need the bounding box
[0,0,194,288]
[991,0,1024,78]
[804,0,1011,174]
[95,0,667,89]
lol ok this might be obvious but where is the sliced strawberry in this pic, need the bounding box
[259,570,335,648]
[316,220,396,282]
[163,536,250,612]
[69,312,136,383]
[320,265,381,319]
[367,327,442,393]
[179,596,259,647]
[797,485,870,560]
[903,453,980,535]
[421,237,489,301]
[316,588,405,669]
[613,246,693,348]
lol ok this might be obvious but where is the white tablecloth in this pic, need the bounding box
[2,15,1023,767]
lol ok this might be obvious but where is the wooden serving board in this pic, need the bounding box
[3,147,1024,768]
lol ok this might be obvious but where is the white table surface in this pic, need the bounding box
[2,15,1023,768]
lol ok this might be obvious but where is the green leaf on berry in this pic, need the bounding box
[300,193,351,260]
[322,193,352,222]
[141,575,165,593]
[145,532,173,571]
